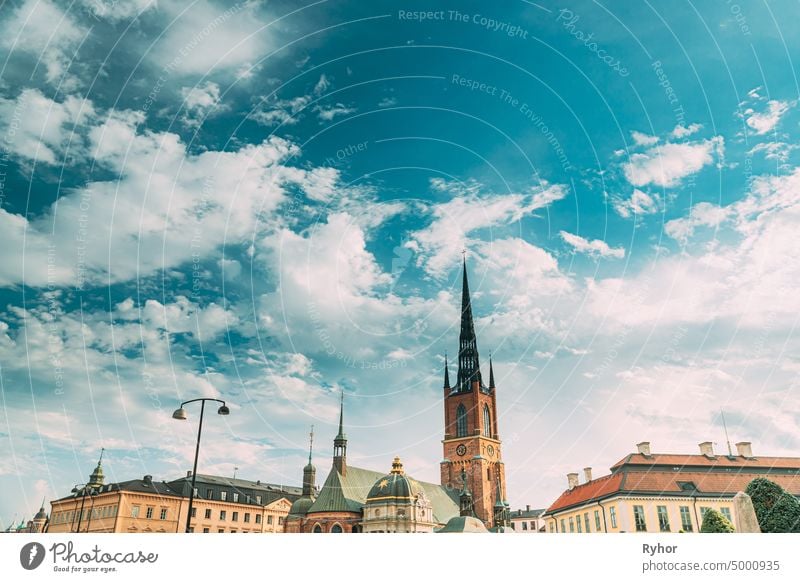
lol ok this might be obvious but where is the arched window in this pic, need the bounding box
[483,404,491,437]
[330,523,343,533]
[312,524,322,533]
[456,404,468,437]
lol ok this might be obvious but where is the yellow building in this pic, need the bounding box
[543,441,800,533]
[47,455,300,533]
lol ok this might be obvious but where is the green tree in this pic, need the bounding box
[745,477,800,533]
[700,509,735,533]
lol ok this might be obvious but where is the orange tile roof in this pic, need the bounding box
[546,473,624,513]
[611,453,800,470]
[546,453,800,515]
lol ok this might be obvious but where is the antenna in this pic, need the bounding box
[308,425,315,464]
[721,410,733,457]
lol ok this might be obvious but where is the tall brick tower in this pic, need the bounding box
[441,259,507,527]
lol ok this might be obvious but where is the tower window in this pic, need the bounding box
[483,404,491,437]
[456,404,468,437]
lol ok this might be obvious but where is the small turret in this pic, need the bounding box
[88,448,105,488]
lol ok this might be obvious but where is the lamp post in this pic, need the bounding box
[172,398,230,533]
[70,485,91,533]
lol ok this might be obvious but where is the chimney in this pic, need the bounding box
[526,505,531,512]
[636,441,651,456]
[735,442,753,458]
[699,442,715,457]
[186,470,192,478]
[143,475,153,486]
[584,467,593,482]
[567,473,579,490]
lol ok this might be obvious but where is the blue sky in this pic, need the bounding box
[1,0,800,525]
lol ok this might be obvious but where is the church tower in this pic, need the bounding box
[441,259,507,527]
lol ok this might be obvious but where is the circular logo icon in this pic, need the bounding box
[20,542,46,570]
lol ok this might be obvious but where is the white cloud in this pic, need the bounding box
[0,0,86,87]
[251,75,331,127]
[744,99,793,135]
[664,202,729,242]
[314,103,356,121]
[630,131,658,147]
[409,180,570,277]
[670,123,702,139]
[623,137,724,188]
[612,189,659,219]
[560,231,625,259]
[748,141,798,163]
[180,81,225,128]
[81,0,156,22]
[0,89,96,164]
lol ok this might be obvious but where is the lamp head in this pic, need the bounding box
[172,407,188,420]
[217,404,230,416]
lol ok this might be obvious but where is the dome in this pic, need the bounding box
[34,506,47,520]
[436,516,488,533]
[289,496,315,517]
[365,457,420,503]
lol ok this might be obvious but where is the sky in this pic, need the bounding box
[1,0,800,525]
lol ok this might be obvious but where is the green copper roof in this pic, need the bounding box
[436,515,488,533]
[306,465,460,524]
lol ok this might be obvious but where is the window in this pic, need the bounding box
[219,510,226,521]
[584,512,591,533]
[203,527,209,533]
[232,493,239,503]
[483,405,491,437]
[190,508,197,518]
[657,506,670,532]
[255,515,261,524]
[560,519,566,533]
[244,513,250,523]
[330,524,342,533]
[188,527,194,533]
[576,515,582,532]
[569,517,575,532]
[522,521,528,531]
[633,506,647,532]
[204,509,212,519]
[218,528,224,533]
[160,508,168,520]
[278,517,284,525]
[267,515,273,525]
[487,468,491,481]
[680,506,693,532]
[312,524,322,533]
[609,506,617,528]
[232,512,238,522]
[131,506,140,518]
[206,489,213,499]
[230,530,237,533]
[594,510,601,531]
[220,491,227,501]
[255,496,261,505]
[193,487,198,497]
[720,507,732,523]
[145,507,154,519]
[456,404,468,437]
[550,522,555,533]
[245,495,251,504]
[700,507,710,521]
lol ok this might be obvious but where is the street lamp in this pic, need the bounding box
[70,484,93,533]
[172,398,230,533]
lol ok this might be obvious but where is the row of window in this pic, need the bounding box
[193,488,262,505]
[455,404,492,438]
[187,507,284,526]
[553,505,732,533]
[130,506,169,520]
[51,505,119,525]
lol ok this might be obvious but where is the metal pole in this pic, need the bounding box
[85,493,96,532]
[185,399,205,533]
[74,488,88,533]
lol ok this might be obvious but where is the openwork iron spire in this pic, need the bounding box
[443,353,451,389]
[456,258,483,392]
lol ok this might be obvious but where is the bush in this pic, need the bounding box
[700,509,735,533]
[745,478,800,533]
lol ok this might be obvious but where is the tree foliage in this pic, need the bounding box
[700,509,735,533]
[745,477,800,533]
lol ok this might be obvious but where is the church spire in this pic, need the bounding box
[443,353,451,390]
[456,257,483,392]
[88,448,105,488]
[333,391,347,476]
[302,425,316,496]
[489,355,495,390]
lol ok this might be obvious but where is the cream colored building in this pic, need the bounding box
[544,441,800,533]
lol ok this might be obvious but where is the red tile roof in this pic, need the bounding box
[546,473,624,513]
[546,453,800,515]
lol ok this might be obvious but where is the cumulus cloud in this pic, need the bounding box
[664,202,729,242]
[623,137,724,188]
[611,189,660,219]
[743,99,793,135]
[180,81,226,128]
[409,179,570,277]
[251,75,331,127]
[671,123,702,139]
[630,131,658,147]
[560,231,625,259]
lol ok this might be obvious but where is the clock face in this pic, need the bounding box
[487,445,495,457]
[456,444,467,456]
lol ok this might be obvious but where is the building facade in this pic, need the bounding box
[509,506,546,532]
[544,441,800,533]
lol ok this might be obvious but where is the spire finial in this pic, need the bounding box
[489,354,496,390]
[308,425,315,464]
[456,258,482,392]
[443,353,451,389]
[98,447,105,466]
[337,390,345,438]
